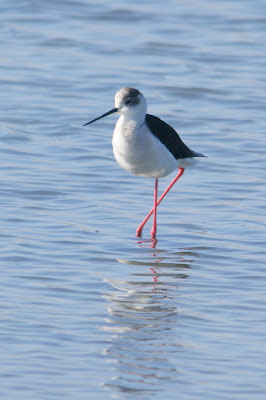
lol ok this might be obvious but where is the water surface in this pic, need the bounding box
[0,0,266,399]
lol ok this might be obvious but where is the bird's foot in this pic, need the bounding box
[136,226,143,237]
[150,229,157,240]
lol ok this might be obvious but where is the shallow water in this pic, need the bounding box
[0,0,266,399]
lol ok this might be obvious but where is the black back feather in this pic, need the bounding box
[145,114,205,160]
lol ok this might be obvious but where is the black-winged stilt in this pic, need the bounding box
[84,87,205,240]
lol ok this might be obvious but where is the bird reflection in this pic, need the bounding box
[101,247,197,398]
[136,237,158,248]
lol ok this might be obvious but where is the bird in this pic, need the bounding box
[83,87,205,240]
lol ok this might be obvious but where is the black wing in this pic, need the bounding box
[145,114,205,160]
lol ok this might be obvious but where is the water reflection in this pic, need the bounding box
[102,246,196,398]
[137,237,158,249]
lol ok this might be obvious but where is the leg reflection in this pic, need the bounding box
[102,248,196,398]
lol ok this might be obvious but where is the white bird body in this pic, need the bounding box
[112,116,177,178]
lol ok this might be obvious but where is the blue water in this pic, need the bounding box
[0,0,266,399]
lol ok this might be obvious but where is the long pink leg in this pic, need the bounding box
[136,168,185,237]
[150,179,158,239]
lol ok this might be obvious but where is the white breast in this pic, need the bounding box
[112,117,177,179]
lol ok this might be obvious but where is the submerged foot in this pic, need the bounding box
[136,225,143,237]
[150,228,157,240]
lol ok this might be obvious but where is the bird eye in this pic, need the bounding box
[125,100,132,105]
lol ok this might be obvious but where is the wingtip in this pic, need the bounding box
[193,151,207,158]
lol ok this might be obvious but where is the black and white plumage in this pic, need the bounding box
[84,87,205,239]
[145,113,204,161]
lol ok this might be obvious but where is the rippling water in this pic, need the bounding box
[1,0,266,399]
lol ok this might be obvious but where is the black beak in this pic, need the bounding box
[83,107,118,126]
